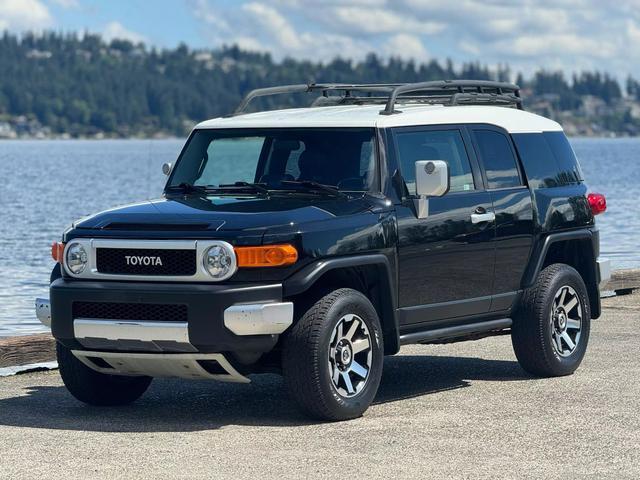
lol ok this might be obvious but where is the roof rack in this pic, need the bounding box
[232,80,523,116]
[379,80,522,115]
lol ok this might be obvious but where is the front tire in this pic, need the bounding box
[283,288,384,421]
[57,342,152,406]
[512,263,591,377]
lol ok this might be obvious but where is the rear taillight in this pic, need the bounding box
[587,193,606,215]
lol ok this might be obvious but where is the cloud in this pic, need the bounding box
[102,21,147,44]
[49,0,79,8]
[189,0,640,78]
[383,34,430,61]
[330,7,445,36]
[0,0,52,31]
[242,2,301,50]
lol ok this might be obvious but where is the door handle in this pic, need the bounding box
[470,211,496,224]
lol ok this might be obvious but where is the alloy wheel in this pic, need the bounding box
[550,285,582,357]
[328,314,373,398]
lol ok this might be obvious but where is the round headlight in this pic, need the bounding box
[203,243,237,280]
[66,243,88,274]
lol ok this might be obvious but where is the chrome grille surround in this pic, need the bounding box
[62,239,237,282]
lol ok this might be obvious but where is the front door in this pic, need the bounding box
[392,126,496,327]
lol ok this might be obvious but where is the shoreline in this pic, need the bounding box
[1,268,638,373]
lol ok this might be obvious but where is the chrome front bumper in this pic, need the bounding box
[35,298,51,327]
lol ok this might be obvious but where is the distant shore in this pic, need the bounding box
[1,133,638,141]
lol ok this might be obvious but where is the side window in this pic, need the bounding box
[543,132,583,184]
[395,129,475,195]
[511,132,583,189]
[474,130,522,189]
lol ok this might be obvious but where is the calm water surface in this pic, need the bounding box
[0,138,638,336]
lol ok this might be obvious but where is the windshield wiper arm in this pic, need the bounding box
[165,182,211,194]
[280,180,346,198]
[217,182,269,195]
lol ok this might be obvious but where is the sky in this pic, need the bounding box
[1,0,640,79]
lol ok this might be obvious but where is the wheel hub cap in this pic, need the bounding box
[550,285,582,357]
[328,314,373,398]
[335,341,353,369]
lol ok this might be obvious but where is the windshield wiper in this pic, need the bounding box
[279,180,346,198]
[217,182,269,195]
[165,182,211,195]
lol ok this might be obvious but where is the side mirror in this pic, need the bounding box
[413,160,449,219]
[415,160,449,197]
[162,162,172,176]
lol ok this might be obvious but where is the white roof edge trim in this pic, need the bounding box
[194,105,563,134]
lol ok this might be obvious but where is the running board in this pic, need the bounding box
[399,318,512,346]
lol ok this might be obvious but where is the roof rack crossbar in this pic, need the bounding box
[379,80,522,115]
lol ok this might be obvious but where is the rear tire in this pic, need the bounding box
[57,342,152,406]
[512,263,591,377]
[283,288,384,421]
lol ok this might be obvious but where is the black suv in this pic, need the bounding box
[37,81,610,421]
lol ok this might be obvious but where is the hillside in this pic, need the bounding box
[1,32,639,138]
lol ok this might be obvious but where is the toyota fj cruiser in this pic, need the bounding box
[36,81,610,421]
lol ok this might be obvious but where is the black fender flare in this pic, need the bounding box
[522,230,594,289]
[521,229,600,318]
[283,254,400,354]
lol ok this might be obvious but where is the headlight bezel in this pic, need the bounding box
[202,241,237,281]
[65,242,88,274]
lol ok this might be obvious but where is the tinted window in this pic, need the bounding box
[544,132,583,184]
[395,129,475,194]
[474,130,522,189]
[512,132,583,189]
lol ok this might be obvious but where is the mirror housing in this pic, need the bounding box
[162,162,172,176]
[413,160,449,219]
[415,160,449,197]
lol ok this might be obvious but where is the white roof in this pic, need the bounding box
[196,104,562,134]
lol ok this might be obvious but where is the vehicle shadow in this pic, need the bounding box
[0,355,531,432]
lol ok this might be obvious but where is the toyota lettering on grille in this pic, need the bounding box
[124,255,164,266]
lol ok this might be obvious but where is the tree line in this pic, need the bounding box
[0,32,637,137]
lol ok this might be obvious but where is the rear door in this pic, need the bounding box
[393,126,496,326]
[469,126,534,311]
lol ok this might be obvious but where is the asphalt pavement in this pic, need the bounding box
[0,293,638,479]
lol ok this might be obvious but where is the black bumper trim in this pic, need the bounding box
[50,278,283,354]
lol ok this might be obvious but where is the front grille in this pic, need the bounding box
[96,248,196,276]
[73,302,188,322]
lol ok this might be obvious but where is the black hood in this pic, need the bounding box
[72,194,380,232]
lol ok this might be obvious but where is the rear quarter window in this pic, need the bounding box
[511,132,583,189]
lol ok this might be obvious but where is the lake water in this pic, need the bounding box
[1,138,638,337]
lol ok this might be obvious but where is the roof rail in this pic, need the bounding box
[232,80,523,116]
[233,83,399,115]
[380,80,522,115]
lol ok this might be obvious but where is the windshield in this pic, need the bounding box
[166,128,377,193]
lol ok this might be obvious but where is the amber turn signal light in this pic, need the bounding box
[51,242,65,263]
[235,244,298,268]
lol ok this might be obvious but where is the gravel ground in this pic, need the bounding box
[0,293,638,479]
